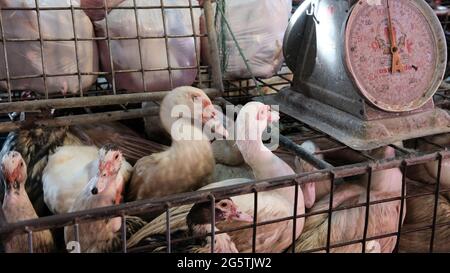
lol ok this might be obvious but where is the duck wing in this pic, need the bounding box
[70,122,168,165]
[127,204,193,249]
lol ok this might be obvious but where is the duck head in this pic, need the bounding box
[1,151,27,191]
[159,86,228,139]
[187,198,253,231]
[91,144,123,195]
[236,101,280,143]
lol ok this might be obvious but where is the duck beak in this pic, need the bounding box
[268,109,280,123]
[230,210,254,223]
[202,107,229,139]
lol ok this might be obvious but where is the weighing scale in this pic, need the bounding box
[261,0,450,150]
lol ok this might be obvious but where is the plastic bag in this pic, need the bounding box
[0,0,98,96]
[80,0,126,21]
[201,0,292,79]
[94,0,200,92]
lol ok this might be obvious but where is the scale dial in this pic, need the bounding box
[345,0,446,112]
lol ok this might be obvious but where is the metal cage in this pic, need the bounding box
[0,0,450,254]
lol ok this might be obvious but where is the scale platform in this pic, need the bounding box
[257,88,450,151]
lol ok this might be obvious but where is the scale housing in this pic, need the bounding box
[260,0,450,150]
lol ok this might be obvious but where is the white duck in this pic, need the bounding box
[293,146,405,253]
[127,101,310,253]
[64,146,145,253]
[1,151,54,253]
[42,144,132,214]
[127,86,228,201]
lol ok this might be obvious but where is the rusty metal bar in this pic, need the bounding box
[394,161,408,250]
[121,215,127,253]
[188,0,203,88]
[325,172,335,253]
[0,107,159,133]
[279,134,346,185]
[160,0,174,89]
[165,204,171,254]
[0,7,12,102]
[103,0,117,95]
[34,0,49,100]
[429,154,443,253]
[27,229,33,253]
[0,5,203,11]
[0,34,207,43]
[252,188,258,253]
[291,181,299,253]
[69,0,83,97]
[132,0,147,93]
[209,194,216,253]
[0,88,219,113]
[203,0,224,92]
[0,65,198,82]
[361,166,372,253]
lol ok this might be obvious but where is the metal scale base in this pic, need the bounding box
[257,88,450,150]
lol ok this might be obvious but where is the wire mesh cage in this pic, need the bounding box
[0,0,450,254]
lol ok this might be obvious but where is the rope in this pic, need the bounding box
[215,0,263,96]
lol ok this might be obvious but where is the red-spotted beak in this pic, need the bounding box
[202,105,229,139]
[228,202,253,223]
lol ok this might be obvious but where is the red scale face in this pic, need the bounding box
[345,0,440,112]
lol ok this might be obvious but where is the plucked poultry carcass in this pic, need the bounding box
[94,0,200,92]
[200,0,292,79]
[80,0,126,21]
[0,0,98,95]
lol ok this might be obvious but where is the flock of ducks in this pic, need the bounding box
[1,86,450,253]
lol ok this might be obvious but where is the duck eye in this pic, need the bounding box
[220,202,228,208]
[114,154,119,160]
[20,162,24,167]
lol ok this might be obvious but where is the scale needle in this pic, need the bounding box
[387,0,404,73]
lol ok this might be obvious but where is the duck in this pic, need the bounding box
[127,86,228,201]
[1,151,54,253]
[398,181,450,252]
[0,121,166,217]
[64,146,146,253]
[294,141,332,209]
[397,133,450,252]
[130,198,253,253]
[406,133,450,189]
[127,101,310,253]
[42,144,133,214]
[293,145,405,253]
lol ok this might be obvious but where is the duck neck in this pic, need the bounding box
[236,139,273,168]
[168,119,214,180]
[190,224,236,252]
[2,181,31,213]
